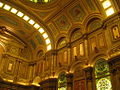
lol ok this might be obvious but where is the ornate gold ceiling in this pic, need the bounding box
[0,0,104,53]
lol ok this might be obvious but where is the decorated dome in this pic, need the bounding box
[29,0,54,3]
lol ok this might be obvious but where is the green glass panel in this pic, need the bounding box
[96,76,112,90]
[95,58,110,78]
[58,72,67,90]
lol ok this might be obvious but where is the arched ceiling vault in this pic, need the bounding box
[0,0,54,52]
[0,0,116,53]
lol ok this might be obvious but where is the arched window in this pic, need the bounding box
[94,58,112,90]
[58,72,67,90]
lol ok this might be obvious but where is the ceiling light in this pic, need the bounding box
[3,4,11,11]
[23,15,30,21]
[28,19,35,25]
[102,0,111,9]
[38,28,44,34]
[106,7,114,16]
[34,23,40,29]
[45,38,50,44]
[47,44,51,51]
[10,8,18,14]
[0,2,4,7]
[42,33,48,39]
[17,11,24,17]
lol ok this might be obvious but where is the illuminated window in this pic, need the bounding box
[3,4,11,11]
[102,0,111,9]
[42,33,48,39]
[10,8,18,14]
[0,2,4,7]
[38,28,44,34]
[28,19,35,25]
[8,63,13,71]
[47,44,51,50]
[17,11,24,17]
[73,47,77,56]
[23,15,30,21]
[34,23,40,29]
[106,7,114,16]
[45,38,50,44]
[97,78,112,90]
[99,0,115,16]
[80,43,84,56]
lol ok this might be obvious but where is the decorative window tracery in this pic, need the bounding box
[95,59,112,90]
[58,72,67,90]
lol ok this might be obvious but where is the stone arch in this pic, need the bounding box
[90,54,108,67]
[56,37,67,49]
[55,67,67,77]
[68,24,83,41]
[69,28,83,42]
[84,14,103,32]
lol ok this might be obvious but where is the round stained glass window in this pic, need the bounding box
[97,78,112,90]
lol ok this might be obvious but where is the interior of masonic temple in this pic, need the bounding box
[0,0,120,90]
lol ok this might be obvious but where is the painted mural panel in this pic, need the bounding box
[35,35,43,45]
[49,23,59,36]
[55,15,71,31]
[69,4,86,22]
[29,39,36,49]
[85,0,96,11]
[0,16,18,26]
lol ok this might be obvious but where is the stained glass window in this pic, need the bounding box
[95,58,112,90]
[58,72,67,90]
[96,77,112,90]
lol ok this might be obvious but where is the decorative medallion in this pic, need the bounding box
[97,78,112,90]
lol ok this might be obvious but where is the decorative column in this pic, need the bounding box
[28,63,36,83]
[108,56,120,90]
[84,67,93,90]
[39,78,58,90]
[66,73,73,90]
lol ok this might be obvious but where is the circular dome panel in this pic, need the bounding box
[29,0,55,4]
